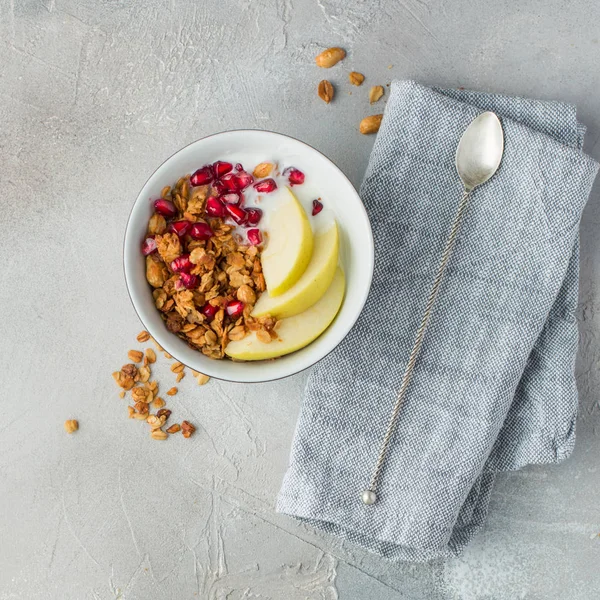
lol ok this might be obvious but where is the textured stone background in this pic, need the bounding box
[1,0,599,598]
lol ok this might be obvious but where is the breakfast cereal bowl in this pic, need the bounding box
[124,130,373,383]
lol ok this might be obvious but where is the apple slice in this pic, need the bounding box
[225,268,345,361]
[252,221,339,319]
[261,187,313,296]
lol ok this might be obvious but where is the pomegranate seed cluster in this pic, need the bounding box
[142,161,293,360]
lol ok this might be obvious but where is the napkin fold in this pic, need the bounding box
[277,81,599,561]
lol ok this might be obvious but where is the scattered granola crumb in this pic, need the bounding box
[64,419,78,434]
[170,361,184,373]
[145,348,157,363]
[349,71,365,86]
[119,391,126,399]
[196,373,210,386]
[191,370,200,377]
[156,408,172,420]
[359,114,383,135]
[369,85,384,104]
[315,47,346,68]
[136,331,151,343]
[151,429,168,440]
[128,349,144,363]
[151,397,165,410]
[318,79,334,104]
[147,414,167,430]
[166,423,181,434]
[163,352,172,360]
[166,387,178,396]
[176,371,185,383]
[153,339,163,352]
[387,64,393,69]
[181,421,196,438]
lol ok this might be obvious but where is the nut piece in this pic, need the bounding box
[196,373,210,386]
[151,429,168,440]
[253,162,274,178]
[166,423,181,434]
[369,85,384,104]
[166,387,178,396]
[315,47,346,68]
[136,330,151,343]
[147,414,167,430]
[128,350,144,363]
[181,421,196,438]
[349,71,365,86]
[64,419,78,434]
[359,114,383,135]
[138,366,150,383]
[318,80,334,104]
[156,408,172,420]
[151,397,165,410]
[145,348,157,364]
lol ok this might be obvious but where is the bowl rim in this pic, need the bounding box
[123,128,374,383]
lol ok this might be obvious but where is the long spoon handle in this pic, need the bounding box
[362,189,472,505]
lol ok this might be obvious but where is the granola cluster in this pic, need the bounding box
[111,331,203,440]
[145,174,280,360]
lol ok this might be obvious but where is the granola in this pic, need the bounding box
[142,166,282,360]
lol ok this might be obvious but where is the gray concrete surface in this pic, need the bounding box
[1,0,599,598]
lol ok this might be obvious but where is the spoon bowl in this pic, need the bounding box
[455,111,504,191]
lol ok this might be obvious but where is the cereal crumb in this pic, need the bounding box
[64,420,78,434]
[136,331,151,343]
[181,421,196,438]
[128,350,144,363]
[166,387,178,396]
[197,373,210,386]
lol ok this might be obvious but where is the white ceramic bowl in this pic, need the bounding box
[124,130,373,383]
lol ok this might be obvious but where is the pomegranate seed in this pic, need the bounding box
[226,300,245,319]
[190,166,214,186]
[235,163,243,172]
[221,173,239,192]
[247,228,262,246]
[141,236,157,255]
[312,199,324,216]
[220,192,241,205]
[245,207,263,226]
[154,198,177,218]
[213,179,227,194]
[171,254,193,273]
[205,196,228,218]
[179,272,199,289]
[168,220,192,237]
[283,166,305,186]
[213,161,233,177]
[201,303,218,322]
[225,204,247,225]
[253,178,277,193]
[189,222,214,240]
[235,171,254,191]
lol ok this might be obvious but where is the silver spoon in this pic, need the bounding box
[361,111,504,506]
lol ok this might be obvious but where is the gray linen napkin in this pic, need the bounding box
[277,80,599,561]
